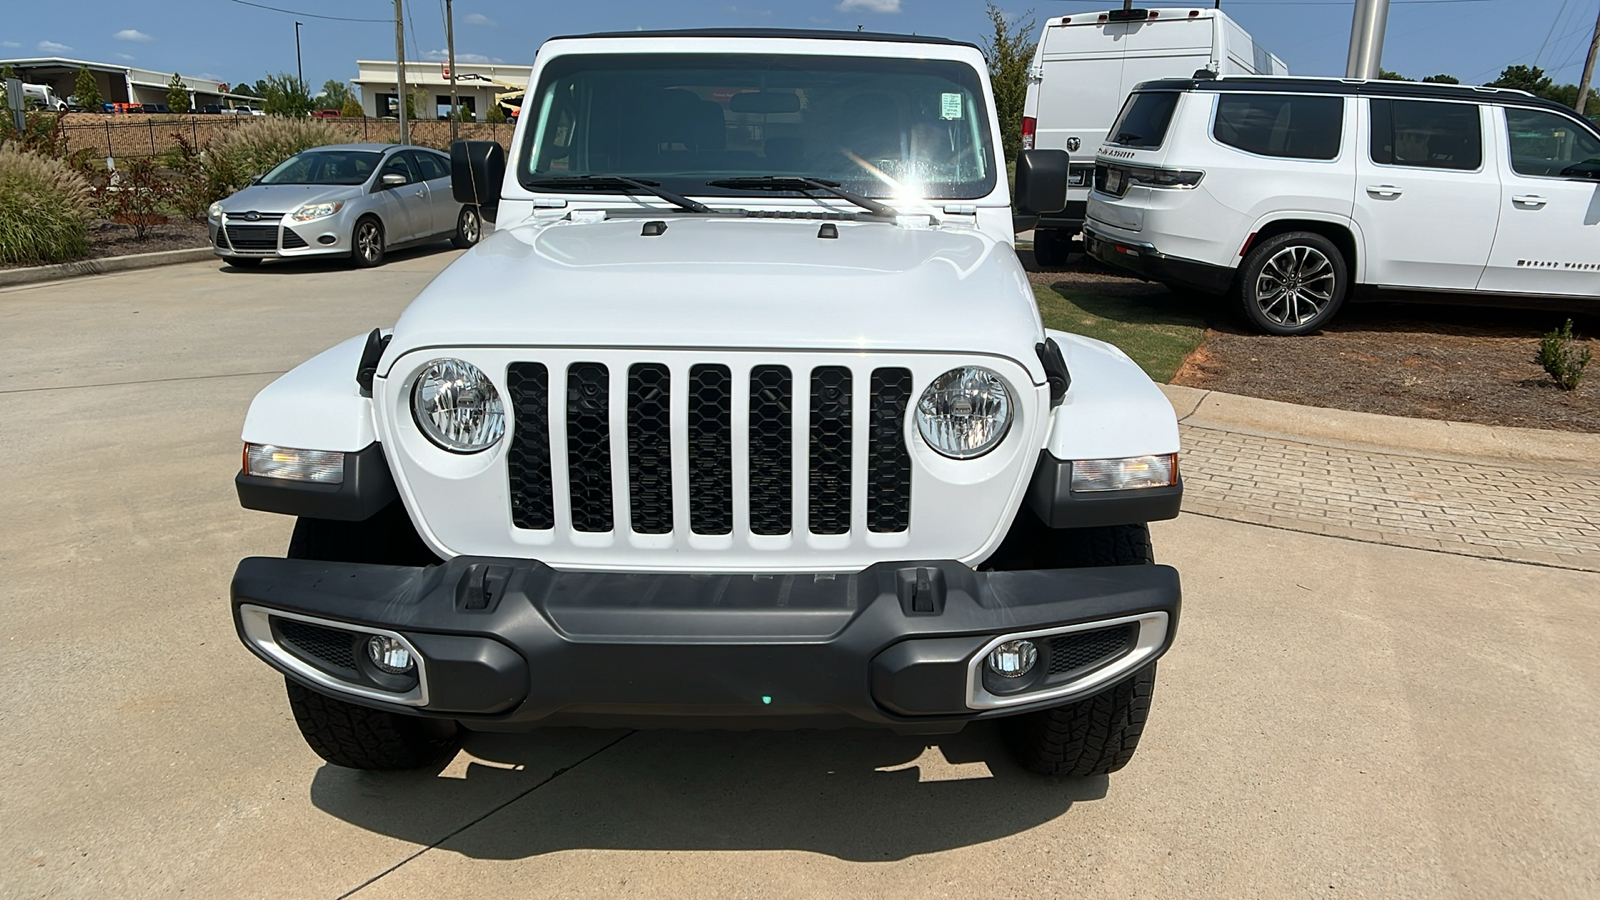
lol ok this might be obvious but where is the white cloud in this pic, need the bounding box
[115,29,153,42]
[421,49,503,64]
[114,52,136,61]
[837,0,899,11]
[38,40,73,53]
[1,41,20,48]
[463,13,496,26]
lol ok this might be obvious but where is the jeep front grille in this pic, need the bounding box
[505,360,913,537]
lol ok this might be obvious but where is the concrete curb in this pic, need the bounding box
[0,247,215,288]
[1161,383,1600,469]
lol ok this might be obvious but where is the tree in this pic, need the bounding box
[980,1,1037,162]
[167,72,190,113]
[1378,68,1408,81]
[260,73,314,117]
[314,78,353,111]
[1489,65,1555,97]
[486,103,507,125]
[1,64,16,81]
[1421,73,1460,84]
[73,65,102,111]
[340,96,364,118]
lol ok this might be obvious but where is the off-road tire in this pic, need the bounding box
[1053,522,1154,567]
[1032,228,1071,268]
[1004,663,1157,776]
[285,679,460,770]
[1237,230,1347,336]
[352,216,386,268]
[451,205,482,249]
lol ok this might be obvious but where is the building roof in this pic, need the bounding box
[0,56,261,100]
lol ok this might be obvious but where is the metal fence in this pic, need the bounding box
[54,114,513,161]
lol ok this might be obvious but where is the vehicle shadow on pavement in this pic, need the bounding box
[308,723,1108,860]
[217,242,460,274]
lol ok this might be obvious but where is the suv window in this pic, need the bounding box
[1212,94,1343,160]
[1369,99,1482,170]
[1504,107,1600,178]
[1108,92,1179,150]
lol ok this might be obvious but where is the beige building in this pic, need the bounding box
[0,56,260,109]
[352,59,530,122]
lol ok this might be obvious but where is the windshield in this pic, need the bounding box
[520,53,996,200]
[260,150,383,186]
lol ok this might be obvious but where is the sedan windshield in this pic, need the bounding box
[260,150,383,185]
[520,53,996,200]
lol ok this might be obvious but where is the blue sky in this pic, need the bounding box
[0,0,1593,93]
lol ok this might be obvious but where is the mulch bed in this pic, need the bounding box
[1027,249,1600,434]
[84,219,211,260]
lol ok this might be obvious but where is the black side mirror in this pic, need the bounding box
[1013,149,1071,216]
[451,140,505,222]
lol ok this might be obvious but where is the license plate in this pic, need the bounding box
[1105,168,1124,195]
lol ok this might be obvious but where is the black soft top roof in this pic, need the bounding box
[1133,75,1578,116]
[549,27,978,51]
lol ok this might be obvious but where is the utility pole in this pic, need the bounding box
[1345,0,1390,79]
[1578,3,1600,115]
[444,0,457,137]
[394,0,408,145]
[294,21,303,87]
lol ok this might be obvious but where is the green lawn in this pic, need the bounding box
[1033,282,1208,383]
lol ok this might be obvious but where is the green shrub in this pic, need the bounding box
[1538,319,1591,391]
[0,146,94,266]
[194,116,346,205]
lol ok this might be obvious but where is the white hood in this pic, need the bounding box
[384,215,1046,379]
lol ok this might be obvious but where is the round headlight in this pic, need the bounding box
[411,358,505,453]
[915,366,1013,459]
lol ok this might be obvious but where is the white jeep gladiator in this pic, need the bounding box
[230,28,1183,776]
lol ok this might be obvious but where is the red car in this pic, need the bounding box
[311,108,342,118]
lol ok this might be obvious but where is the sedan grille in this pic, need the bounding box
[506,361,914,537]
[224,224,279,250]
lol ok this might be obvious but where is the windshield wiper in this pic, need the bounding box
[705,176,897,219]
[526,174,717,214]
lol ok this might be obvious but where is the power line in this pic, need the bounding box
[1532,0,1571,67]
[225,0,388,23]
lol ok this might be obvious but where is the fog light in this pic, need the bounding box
[366,635,415,674]
[317,234,337,245]
[987,640,1037,678]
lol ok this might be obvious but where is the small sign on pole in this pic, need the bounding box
[6,78,25,137]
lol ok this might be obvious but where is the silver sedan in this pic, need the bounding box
[207,143,483,268]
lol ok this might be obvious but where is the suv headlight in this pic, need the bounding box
[290,201,344,222]
[915,366,1013,459]
[412,359,505,453]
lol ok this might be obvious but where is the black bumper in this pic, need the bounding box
[1084,226,1235,295]
[232,556,1180,732]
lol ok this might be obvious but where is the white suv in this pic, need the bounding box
[1083,75,1600,334]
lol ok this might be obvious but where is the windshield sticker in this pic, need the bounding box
[940,92,962,120]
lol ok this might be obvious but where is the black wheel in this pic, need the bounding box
[1237,231,1348,335]
[228,257,262,268]
[284,679,460,770]
[352,216,386,268]
[1003,663,1157,776]
[1001,523,1159,776]
[452,205,482,249]
[1032,228,1071,268]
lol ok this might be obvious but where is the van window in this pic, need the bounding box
[1369,99,1482,170]
[1212,94,1343,160]
[1504,107,1600,178]
[1107,92,1179,150]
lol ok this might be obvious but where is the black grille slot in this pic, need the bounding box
[566,363,614,532]
[748,366,792,535]
[224,224,278,250]
[867,368,912,533]
[808,366,852,535]
[1048,624,1137,675]
[276,618,358,672]
[688,364,732,535]
[628,363,673,534]
[213,228,226,248]
[507,363,554,530]
[281,229,309,249]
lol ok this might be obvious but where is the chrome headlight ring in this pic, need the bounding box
[410,358,506,453]
[915,366,1014,459]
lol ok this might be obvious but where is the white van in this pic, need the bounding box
[1022,6,1286,264]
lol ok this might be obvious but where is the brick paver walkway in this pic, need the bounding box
[1179,424,1600,572]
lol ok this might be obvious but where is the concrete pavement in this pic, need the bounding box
[3,253,1598,898]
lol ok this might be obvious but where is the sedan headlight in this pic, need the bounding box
[411,359,505,453]
[207,201,224,222]
[290,201,344,222]
[915,366,1013,459]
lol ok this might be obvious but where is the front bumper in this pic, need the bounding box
[232,556,1180,732]
[1084,224,1235,296]
[210,214,352,259]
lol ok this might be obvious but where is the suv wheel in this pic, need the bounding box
[452,206,482,249]
[284,679,460,770]
[1032,229,1071,268]
[352,216,386,268]
[1237,231,1347,335]
[1002,523,1159,776]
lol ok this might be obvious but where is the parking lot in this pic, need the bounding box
[4,253,1599,899]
